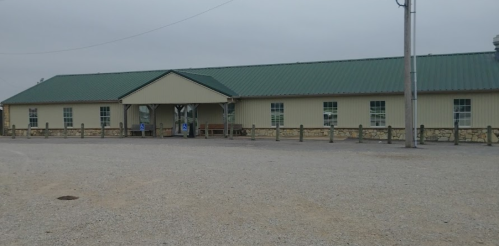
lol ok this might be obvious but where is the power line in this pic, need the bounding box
[0,0,236,55]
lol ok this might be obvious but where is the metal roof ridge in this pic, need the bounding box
[41,51,496,78]
[178,51,495,71]
[173,70,213,78]
[55,69,169,77]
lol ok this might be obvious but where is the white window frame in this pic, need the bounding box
[221,104,236,123]
[453,99,471,127]
[29,108,38,128]
[100,106,111,127]
[323,101,338,127]
[370,101,386,127]
[271,103,284,127]
[227,103,235,123]
[139,106,150,124]
[63,107,73,128]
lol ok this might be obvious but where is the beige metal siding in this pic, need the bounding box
[122,73,228,104]
[156,105,174,127]
[126,104,174,127]
[417,93,499,128]
[236,95,404,128]
[236,92,499,128]
[126,105,140,126]
[7,92,498,130]
[198,104,224,124]
[9,103,123,129]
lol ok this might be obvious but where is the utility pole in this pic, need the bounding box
[397,0,414,148]
[412,0,418,148]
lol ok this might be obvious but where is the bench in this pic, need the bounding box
[199,123,243,135]
[130,124,154,136]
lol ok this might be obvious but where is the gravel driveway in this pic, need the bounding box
[0,137,498,245]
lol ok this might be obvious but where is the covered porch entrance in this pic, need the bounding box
[173,103,233,136]
[119,70,238,137]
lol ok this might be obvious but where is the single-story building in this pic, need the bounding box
[2,37,499,142]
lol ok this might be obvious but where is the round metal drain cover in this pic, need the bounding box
[57,196,79,200]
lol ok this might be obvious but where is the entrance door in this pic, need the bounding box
[174,105,185,135]
[174,105,198,135]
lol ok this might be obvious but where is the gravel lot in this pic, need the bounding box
[0,137,498,246]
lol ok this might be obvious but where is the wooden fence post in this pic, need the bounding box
[387,125,392,144]
[81,123,84,138]
[329,125,334,143]
[359,124,363,143]
[251,124,255,141]
[45,122,49,139]
[205,121,208,139]
[419,125,425,145]
[454,121,459,145]
[487,125,492,146]
[230,122,234,140]
[299,124,304,142]
[101,123,105,138]
[159,123,163,139]
[276,123,280,141]
[27,124,31,139]
[119,122,124,138]
[12,125,15,139]
[64,123,68,139]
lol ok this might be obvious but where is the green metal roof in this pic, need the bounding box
[182,52,499,97]
[3,52,498,104]
[173,71,238,97]
[1,70,237,104]
[1,70,168,104]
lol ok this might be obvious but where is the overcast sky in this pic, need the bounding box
[0,0,498,102]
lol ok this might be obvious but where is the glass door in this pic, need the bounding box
[174,105,198,135]
[187,105,198,135]
[174,105,185,135]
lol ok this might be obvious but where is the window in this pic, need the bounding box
[454,99,471,127]
[100,106,110,127]
[228,104,235,123]
[221,104,236,123]
[63,108,73,127]
[139,106,150,124]
[323,102,338,126]
[29,108,38,127]
[370,101,386,127]
[271,103,284,127]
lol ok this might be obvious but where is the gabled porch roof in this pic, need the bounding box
[120,71,237,105]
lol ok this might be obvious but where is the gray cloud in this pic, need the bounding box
[0,0,498,101]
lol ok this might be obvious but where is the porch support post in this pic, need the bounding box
[224,103,228,138]
[191,104,199,136]
[149,104,159,137]
[123,104,131,137]
[184,105,188,125]
[219,103,229,137]
[175,105,184,134]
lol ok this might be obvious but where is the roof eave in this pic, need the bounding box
[237,89,499,99]
[1,100,120,105]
